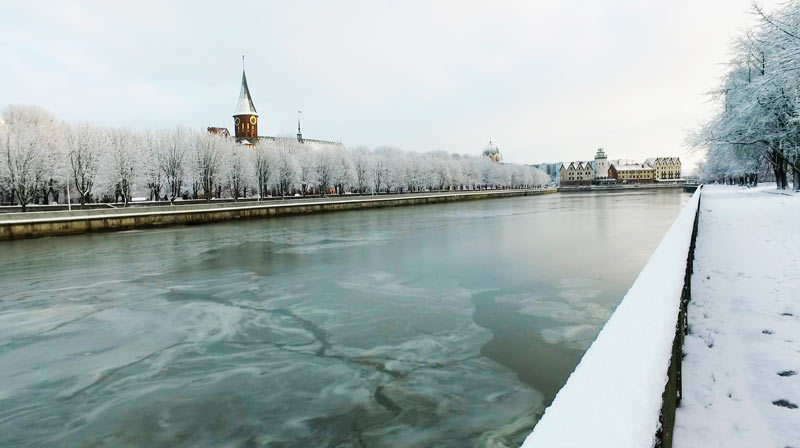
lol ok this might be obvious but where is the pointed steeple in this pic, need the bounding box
[234,58,258,117]
[297,110,303,142]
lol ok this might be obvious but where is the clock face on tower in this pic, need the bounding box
[250,116,257,125]
[235,117,241,126]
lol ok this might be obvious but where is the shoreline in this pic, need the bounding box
[558,183,689,193]
[0,189,556,241]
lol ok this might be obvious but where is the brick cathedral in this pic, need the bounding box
[208,62,342,149]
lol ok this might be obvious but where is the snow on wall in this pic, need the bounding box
[521,189,701,448]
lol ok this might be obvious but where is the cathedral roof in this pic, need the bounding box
[234,70,258,117]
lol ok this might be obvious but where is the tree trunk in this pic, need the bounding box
[779,161,788,189]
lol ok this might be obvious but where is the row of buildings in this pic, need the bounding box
[536,148,682,186]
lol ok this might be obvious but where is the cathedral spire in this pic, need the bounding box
[233,55,258,141]
[234,57,258,117]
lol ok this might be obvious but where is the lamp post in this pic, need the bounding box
[65,153,72,211]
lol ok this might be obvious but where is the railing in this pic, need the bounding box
[520,187,703,448]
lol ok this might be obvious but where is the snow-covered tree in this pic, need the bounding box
[0,103,551,205]
[158,127,188,204]
[331,146,356,195]
[295,144,317,196]
[370,147,391,194]
[351,146,373,193]
[99,129,139,207]
[0,105,58,211]
[189,132,225,201]
[273,138,299,197]
[140,130,164,202]
[63,123,103,205]
[253,139,275,199]
[315,146,337,196]
[693,2,800,189]
[224,139,251,201]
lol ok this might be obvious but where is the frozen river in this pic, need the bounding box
[0,190,688,447]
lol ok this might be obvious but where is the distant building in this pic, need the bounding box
[594,148,610,179]
[645,157,682,180]
[209,62,343,149]
[609,163,655,183]
[232,68,259,143]
[207,127,230,138]
[534,162,563,184]
[483,140,502,162]
[555,149,681,186]
[559,161,595,186]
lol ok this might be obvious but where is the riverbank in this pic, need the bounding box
[0,189,555,240]
[674,186,800,447]
[558,183,687,193]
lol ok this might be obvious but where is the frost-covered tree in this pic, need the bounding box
[386,148,410,193]
[351,146,373,193]
[64,123,103,205]
[0,103,551,205]
[158,127,188,204]
[100,129,139,207]
[315,146,337,196]
[0,105,58,211]
[253,139,275,199]
[332,146,356,195]
[273,138,299,197]
[140,130,164,202]
[224,140,250,201]
[189,132,225,201]
[693,2,800,189]
[295,144,317,196]
[370,147,391,193]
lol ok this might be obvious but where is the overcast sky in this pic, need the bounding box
[0,1,782,170]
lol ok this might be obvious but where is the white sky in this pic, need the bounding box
[0,1,783,170]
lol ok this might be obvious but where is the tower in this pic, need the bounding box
[297,110,303,143]
[594,147,609,178]
[483,140,501,162]
[233,58,258,141]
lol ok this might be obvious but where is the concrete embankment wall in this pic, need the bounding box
[520,188,702,448]
[0,189,555,241]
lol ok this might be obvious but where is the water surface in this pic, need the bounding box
[0,190,688,447]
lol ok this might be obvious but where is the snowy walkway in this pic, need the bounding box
[675,185,800,447]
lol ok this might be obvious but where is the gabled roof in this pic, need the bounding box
[645,157,681,167]
[234,70,258,116]
[564,161,594,171]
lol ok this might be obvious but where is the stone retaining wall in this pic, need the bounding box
[0,190,555,241]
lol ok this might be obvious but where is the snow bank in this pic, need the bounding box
[521,189,701,448]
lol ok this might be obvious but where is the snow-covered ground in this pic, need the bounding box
[675,185,800,447]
